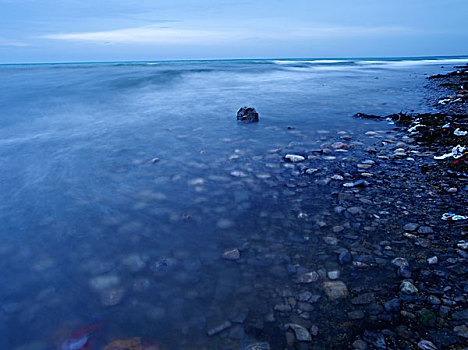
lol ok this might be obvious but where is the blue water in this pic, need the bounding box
[0,57,465,349]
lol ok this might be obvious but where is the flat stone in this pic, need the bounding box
[403,223,419,231]
[323,281,348,300]
[327,270,340,280]
[285,154,305,163]
[418,226,434,234]
[351,293,375,305]
[452,309,468,321]
[287,323,312,342]
[274,304,291,312]
[222,248,240,260]
[453,324,468,338]
[207,320,232,336]
[298,271,319,283]
[89,275,120,291]
[100,288,125,307]
[348,310,365,320]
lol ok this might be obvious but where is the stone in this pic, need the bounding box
[323,281,348,300]
[287,323,312,342]
[419,309,436,327]
[391,257,409,268]
[452,309,468,321]
[121,254,146,272]
[427,256,438,264]
[400,280,418,294]
[418,226,434,234]
[327,270,340,280]
[297,291,312,302]
[339,250,353,264]
[384,298,401,312]
[207,321,232,336]
[453,324,468,338]
[89,275,120,291]
[351,293,375,305]
[284,154,305,163]
[274,304,291,312]
[298,271,319,283]
[352,339,368,350]
[100,288,125,307]
[237,107,259,122]
[222,248,240,260]
[417,340,438,350]
[348,310,365,320]
[363,330,386,349]
[331,142,349,150]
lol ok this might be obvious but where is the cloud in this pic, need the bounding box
[40,24,413,45]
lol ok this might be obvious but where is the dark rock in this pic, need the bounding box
[452,309,468,321]
[363,330,386,349]
[339,250,353,265]
[403,223,419,231]
[384,298,401,313]
[237,107,259,122]
[351,293,375,305]
[418,226,434,234]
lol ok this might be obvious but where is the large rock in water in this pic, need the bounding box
[237,107,259,122]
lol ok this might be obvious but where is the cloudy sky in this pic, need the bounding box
[1,0,467,63]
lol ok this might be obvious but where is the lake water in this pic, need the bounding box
[0,57,465,349]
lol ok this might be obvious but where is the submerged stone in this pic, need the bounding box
[323,281,348,300]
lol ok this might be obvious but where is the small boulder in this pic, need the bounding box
[237,107,259,122]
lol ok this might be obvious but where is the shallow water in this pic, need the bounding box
[0,57,465,349]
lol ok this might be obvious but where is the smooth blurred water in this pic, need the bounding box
[0,57,465,349]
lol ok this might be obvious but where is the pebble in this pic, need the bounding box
[207,321,232,336]
[287,323,312,342]
[284,154,305,163]
[400,280,418,294]
[351,293,375,305]
[100,287,125,307]
[89,275,120,291]
[403,223,419,231]
[338,250,353,265]
[427,256,438,264]
[418,226,434,234]
[348,310,365,320]
[298,271,319,283]
[323,281,348,300]
[384,298,401,312]
[453,324,468,338]
[327,270,340,280]
[222,248,240,260]
[417,340,438,350]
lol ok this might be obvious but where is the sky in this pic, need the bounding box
[0,0,467,63]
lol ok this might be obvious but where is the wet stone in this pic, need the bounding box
[207,320,232,336]
[297,291,312,302]
[418,226,434,234]
[339,250,353,265]
[404,223,419,232]
[222,248,240,260]
[89,274,120,291]
[348,310,365,320]
[100,287,125,307]
[400,280,418,294]
[287,323,312,342]
[323,281,348,300]
[384,298,401,313]
[351,293,375,305]
[453,325,468,339]
[297,271,319,283]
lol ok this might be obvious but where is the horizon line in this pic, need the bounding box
[1,54,467,66]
